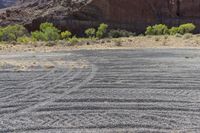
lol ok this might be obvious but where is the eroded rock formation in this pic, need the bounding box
[0,0,200,33]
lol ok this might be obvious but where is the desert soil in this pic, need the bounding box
[1,35,200,53]
[0,49,200,132]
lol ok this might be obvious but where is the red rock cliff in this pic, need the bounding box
[1,0,200,33]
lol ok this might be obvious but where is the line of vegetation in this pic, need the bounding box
[0,22,197,46]
[145,23,196,35]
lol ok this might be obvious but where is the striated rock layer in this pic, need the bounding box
[0,0,200,33]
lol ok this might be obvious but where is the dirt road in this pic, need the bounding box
[0,49,200,132]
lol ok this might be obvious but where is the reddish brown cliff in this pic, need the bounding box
[0,0,200,33]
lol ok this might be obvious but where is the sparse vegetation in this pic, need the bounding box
[96,23,108,39]
[85,28,96,38]
[169,27,180,35]
[145,24,169,35]
[68,36,79,45]
[32,22,60,41]
[17,36,36,43]
[0,24,28,42]
[178,23,196,35]
[146,23,196,36]
[61,31,72,40]
[0,22,198,50]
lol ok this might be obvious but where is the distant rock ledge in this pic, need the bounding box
[0,0,200,34]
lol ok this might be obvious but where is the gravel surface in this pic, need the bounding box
[0,49,200,133]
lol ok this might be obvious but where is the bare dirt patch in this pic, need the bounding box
[1,35,200,54]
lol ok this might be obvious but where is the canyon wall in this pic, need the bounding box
[1,0,200,33]
[79,0,200,32]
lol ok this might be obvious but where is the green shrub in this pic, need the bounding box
[145,26,155,35]
[178,23,196,35]
[0,24,28,41]
[96,23,108,39]
[169,27,179,35]
[85,28,96,38]
[145,24,168,35]
[61,31,72,40]
[108,29,135,38]
[44,27,60,41]
[40,22,59,33]
[32,22,60,41]
[68,36,79,45]
[31,31,47,41]
[17,36,36,43]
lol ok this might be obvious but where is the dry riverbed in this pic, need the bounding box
[0,35,200,53]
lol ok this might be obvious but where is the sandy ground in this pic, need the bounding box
[0,35,199,73]
[1,35,200,54]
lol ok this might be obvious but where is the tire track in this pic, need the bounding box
[1,49,200,132]
[19,64,97,114]
[1,110,200,132]
[0,59,58,99]
[0,67,71,102]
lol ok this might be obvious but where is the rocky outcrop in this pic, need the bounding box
[0,0,200,33]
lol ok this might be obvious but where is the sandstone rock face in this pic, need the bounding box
[0,0,200,33]
[85,0,200,32]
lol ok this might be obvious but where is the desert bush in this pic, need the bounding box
[145,26,155,35]
[31,31,47,41]
[0,24,28,41]
[96,23,108,39]
[17,36,36,43]
[178,23,196,35]
[68,36,79,45]
[85,28,96,38]
[32,22,60,41]
[39,22,59,33]
[145,24,168,35]
[108,29,135,38]
[61,31,72,40]
[44,27,60,41]
[169,27,179,35]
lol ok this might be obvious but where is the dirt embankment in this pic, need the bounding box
[0,35,200,54]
